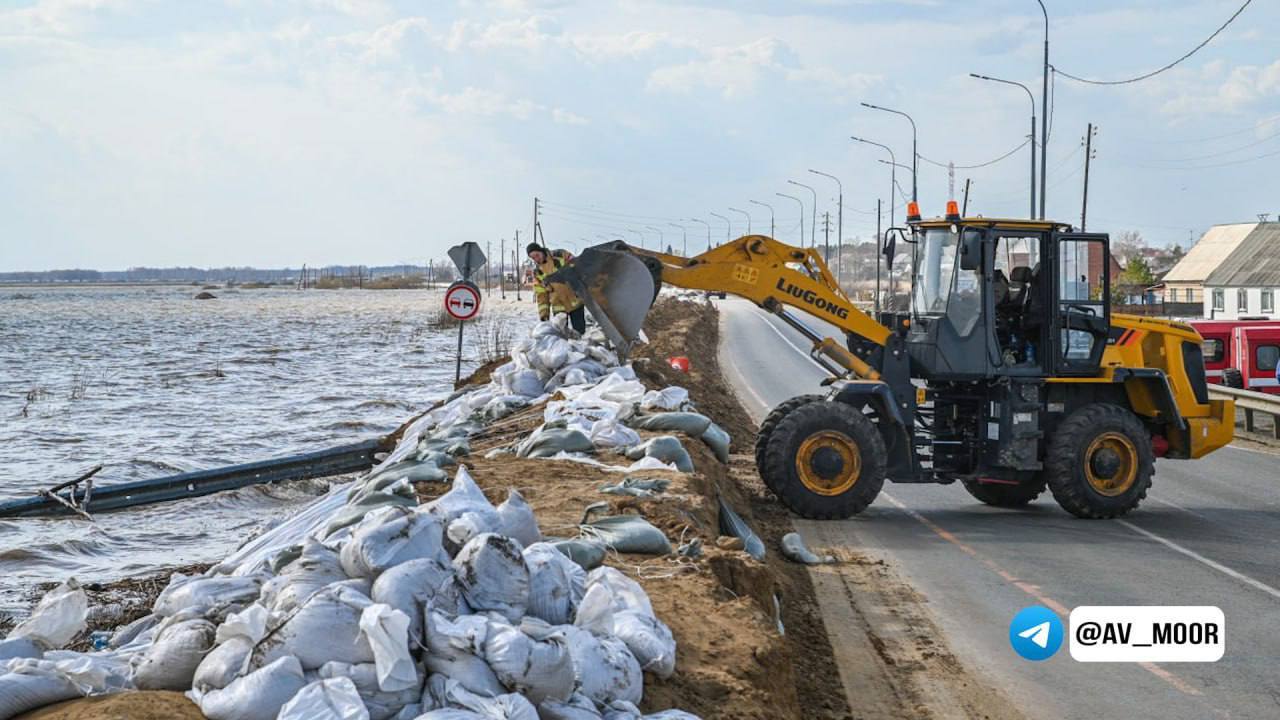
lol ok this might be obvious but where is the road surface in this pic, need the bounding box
[716,297,1280,720]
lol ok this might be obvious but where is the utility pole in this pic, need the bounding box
[1038,0,1049,219]
[485,240,492,293]
[875,198,883,315]
[499,237,506,299]
[808,170,843,289]
[532,197,543,246]
[962,178,972,216]
[821,212,831,264]
[1081,123,1097,230]
[514,230,521,301]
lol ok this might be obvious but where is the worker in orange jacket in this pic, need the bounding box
[526,242,586,334]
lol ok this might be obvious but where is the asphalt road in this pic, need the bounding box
[715,297,1280,720]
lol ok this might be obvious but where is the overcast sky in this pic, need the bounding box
[2,0,1277,271]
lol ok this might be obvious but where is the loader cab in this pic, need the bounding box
[901,213,1111,381]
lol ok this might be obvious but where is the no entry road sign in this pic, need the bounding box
[444,281,482,321]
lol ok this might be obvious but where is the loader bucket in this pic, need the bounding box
[545,242,660,356]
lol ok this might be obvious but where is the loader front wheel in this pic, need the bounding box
[961,477,1047,508]
[755,394,824,492]
[763,400,886,519]
[1046,403,1154,519]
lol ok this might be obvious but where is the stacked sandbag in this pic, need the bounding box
[0,315,709,720]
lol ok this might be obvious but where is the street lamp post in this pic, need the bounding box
[645,225,665,253]
[1038,0,1049,220]
[626,229,645,249]
[808,170,843,283]
[748,200,774,238]
[970,72,1037,219]
[861,102,918,202]
[851,135,897,227]
[688,218,711,251]
[669,223,687,256]
[787,180,817,249]
[710,212,731,245]
[877,159,912,202]
[728,207,751,235]
[776,193,805,248]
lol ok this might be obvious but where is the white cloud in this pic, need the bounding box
[552,107,588,125]
[647,37,797,98]
[1159,57,1280,116]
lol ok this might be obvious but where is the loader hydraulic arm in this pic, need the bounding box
[594,237,892,380]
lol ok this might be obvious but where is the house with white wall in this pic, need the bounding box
[1202,223,1280,320]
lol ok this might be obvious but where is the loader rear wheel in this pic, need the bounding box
[763,400,886,519]
[961,477,1047,508]
[1045,403,1154,519]
[1222,367,1244,389]
[755,394,824,492]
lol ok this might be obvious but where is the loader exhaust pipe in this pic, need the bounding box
[545,242,662,357]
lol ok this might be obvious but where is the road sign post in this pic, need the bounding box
[445,243,486,385]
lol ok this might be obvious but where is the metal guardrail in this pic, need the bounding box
[1209,386,1280,440]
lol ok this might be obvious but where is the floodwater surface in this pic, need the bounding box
[0,285,528,614]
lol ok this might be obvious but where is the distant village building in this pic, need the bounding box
[1161,223,1258,309]
[1201,223,1280,320]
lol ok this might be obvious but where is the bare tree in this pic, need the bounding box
[1112,230,1146,263]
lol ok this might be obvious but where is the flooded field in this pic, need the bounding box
[0,284,528,614]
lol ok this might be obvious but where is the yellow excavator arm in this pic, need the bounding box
[551,236,892,380]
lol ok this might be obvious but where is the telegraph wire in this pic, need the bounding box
[1055,0,1253,85]
[918,138,1031,170]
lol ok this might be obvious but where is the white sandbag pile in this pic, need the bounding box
[0,313,708,720]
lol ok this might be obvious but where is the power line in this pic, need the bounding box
[1120,145,1280,171]
[1119,127,1280,164]
[1125,113,1280,145]
[918,138,1031,170]
[1055,0,1253,85]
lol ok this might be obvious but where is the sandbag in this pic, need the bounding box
[0,637,44,662]
[153,573,263,618]
[587,419,641,449]
[496,490,542,547]
[197,655,308,720]
[561,625,642,707]
[452,534,530,623]
[266,538,347,613]
[422,612,505,697]
[193,636,253,693]
[538,694,605,720]
[253,583,374,670]
[718,497,765,561]
[132,617,216,690]
[371,558,463,641]
[505,368,547,398]
[639,387,689,411]
[319,662,423,720]
[8,580,87,648]
[446,510,503,548]
[422,674,540,720]
[278,676,371,720]
[482,618,575,703]
[699,422,731,464]
[780,532,835,565]
[622,436,693,473]
[580,516,672,555]
[517,425,595,459]
[108,613,159,650]
[611,612,675,679]
[584,568,654,617]
[599,477,669,498]
[630,412,711,436]
[423,467,501,535]
[325,480,419,538]
[0,660,82,719]
[551,539,607,572]
[359,604,416,692]
[340,506,449,579]
[522,543,586,625]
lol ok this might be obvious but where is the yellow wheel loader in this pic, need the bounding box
[549,203,1234,519]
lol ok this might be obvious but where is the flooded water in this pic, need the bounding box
[0,285,529,614]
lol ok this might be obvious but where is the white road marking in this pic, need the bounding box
[754,312,825,369]
[1118,519,1280,601]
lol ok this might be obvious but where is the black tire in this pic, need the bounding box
[762,400,886,519]
[1222,367,1244,389]
[755,394,824,491]
[961,477,1047,508]
[1045,403,1154,519]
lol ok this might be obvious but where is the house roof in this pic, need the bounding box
[1161,223,1256,283]
[1204,223,1280,288]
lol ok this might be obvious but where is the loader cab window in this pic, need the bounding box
[1055,235,1110,374]
[913,227,982,337]
[992,235,1043,366]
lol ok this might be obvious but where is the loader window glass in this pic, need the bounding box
[947,230,983,337]
[1057,237,1108,366]
[1259,345,1279,372]
[913,227,958,315]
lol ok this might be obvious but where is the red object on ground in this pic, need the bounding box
[669,356,690,372]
